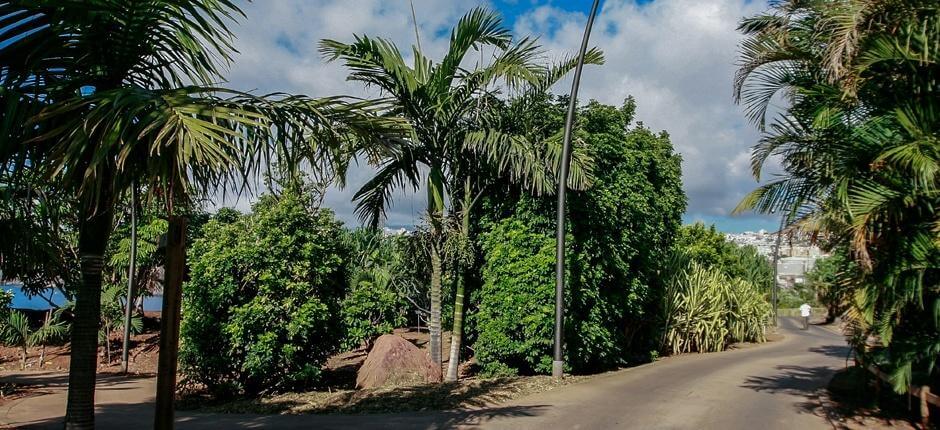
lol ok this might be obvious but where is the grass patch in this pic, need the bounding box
[178,375,591,415]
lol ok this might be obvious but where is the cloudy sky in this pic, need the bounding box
[216,0,781,233]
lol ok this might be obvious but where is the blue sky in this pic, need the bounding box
[219,0,776,233]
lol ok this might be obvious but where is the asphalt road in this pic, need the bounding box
[473,317,850,430]
[3,317,849,429]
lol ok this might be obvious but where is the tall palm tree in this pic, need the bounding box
[322,7,600,380]
[734,0,940,391]
[0,1,398,428]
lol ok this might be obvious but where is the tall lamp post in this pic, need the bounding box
[121,183,138,374]
[770,213,787,327]
[553,0,601,379]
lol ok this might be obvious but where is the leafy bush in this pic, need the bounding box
[341,280,405,350]
[661,262,770,354]
[777,283,818,309]
[472,97,686,375]
[0,290,12,320]
[473,216,556,376]
[180,190,348,396]
[804,249,858,323]
[673,223,773,291]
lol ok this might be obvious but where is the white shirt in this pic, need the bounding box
[799,304,812,317]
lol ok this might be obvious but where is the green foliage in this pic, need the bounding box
[473,97,686,375]
[735,0,940,391]
[180,189,349,396]
[565,99,686,369]
[474,216,557,376]
[0,170,79,295]
[340,228,409,350]
[777,283,819,309]
[662,262,771,354]
[340,281,406,350]
[0,290,12,320]
[673,223,774,291]
[0,310,68,369]
[663,223,773,354]
[805,249,858,323]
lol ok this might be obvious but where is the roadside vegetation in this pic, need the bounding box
[16,0,926,425]
[734,0,939,397]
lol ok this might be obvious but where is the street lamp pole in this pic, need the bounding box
[771,213,787,327]
[553,0,600,379]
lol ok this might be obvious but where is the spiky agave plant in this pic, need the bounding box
[662,261,771,354]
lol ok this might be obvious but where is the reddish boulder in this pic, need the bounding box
[356,334,442,389]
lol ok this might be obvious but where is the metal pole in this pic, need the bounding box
[121,183,138,374]
[771,213,786,327]
[554,0,600,379]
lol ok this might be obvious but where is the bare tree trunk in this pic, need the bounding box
[39,310,49,369]
[104,326,111,364]
[154,215,187,430]
[65,194,114,430]
[20,346,26,370]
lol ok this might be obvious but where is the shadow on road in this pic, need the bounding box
[740,364,836,423]
[808,344,852,360]
[179,376,556,415]
[741,365,835,396]
[17,401,549,430]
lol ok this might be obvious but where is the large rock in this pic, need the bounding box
[356,334,442,389]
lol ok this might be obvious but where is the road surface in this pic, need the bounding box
[2,317,849,429]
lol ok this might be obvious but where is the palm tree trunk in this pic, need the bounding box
[446,185,473,382]
[65,197,115,430]
[154,215,187,430]
[429,239,443,377]
[426,168,445,380]
[445,271,465,381]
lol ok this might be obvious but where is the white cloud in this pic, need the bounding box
[514,0,771,220]
[217,0,775,230]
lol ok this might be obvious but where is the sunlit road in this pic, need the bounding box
[471,317,848,430]
[3,318,848,429]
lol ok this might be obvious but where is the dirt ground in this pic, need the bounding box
[0,326,454,389]
[0,331,161,375]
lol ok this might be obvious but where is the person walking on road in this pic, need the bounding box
[799,303,812,330]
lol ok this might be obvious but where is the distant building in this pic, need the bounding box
[776,256,818,288]
[725,229,828,288]
[382,227,409,236]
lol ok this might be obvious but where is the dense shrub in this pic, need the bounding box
[673,223,774,291]
[472,97,686,375]
[341,280,406,350]
[180,190,348,396]
[473,216,557,376]
[777,283,818,309]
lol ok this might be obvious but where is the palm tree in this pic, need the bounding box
[322,7,600,380]
[734,0,940,391]
[1,310,68,370]
[0,1,398,428]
